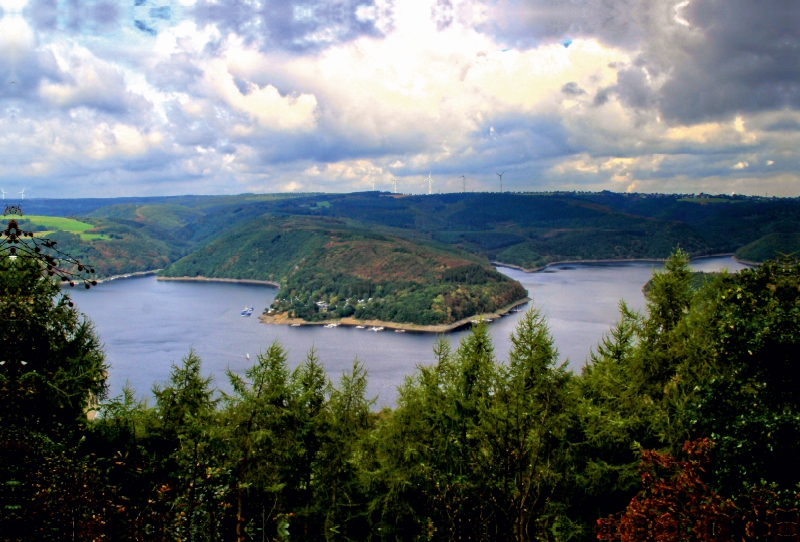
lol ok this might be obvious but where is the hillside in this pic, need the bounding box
[160,216,527,326]
[2,214,186,277]
[735,233,800,262]
[16,191,800,305]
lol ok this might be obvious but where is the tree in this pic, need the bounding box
[316,360,373,540]
[223,341,292,541]
[688,258,800,493]
[0,256,106,432]
[0,256,109,539]
[597,439,800,542]
[150,349,223,541]
[482,308,576,542]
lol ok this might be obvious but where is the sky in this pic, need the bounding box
[1,0,798,197]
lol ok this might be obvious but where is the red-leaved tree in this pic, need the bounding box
[597,439,800,542]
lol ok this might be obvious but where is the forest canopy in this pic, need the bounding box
[2,250,800,541]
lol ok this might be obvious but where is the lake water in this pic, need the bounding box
[69,256,750,407]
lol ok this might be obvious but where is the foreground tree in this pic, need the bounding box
[598,439,800,542]
[0,257,109,540]
[372,315,576,542]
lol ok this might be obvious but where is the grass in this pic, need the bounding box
[15,215,94,231]
[2,215,109,241]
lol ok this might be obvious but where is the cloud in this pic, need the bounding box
[1,0,798,197]
[189,0,392,52]
[474,0,655,49]
[572,0,800,124]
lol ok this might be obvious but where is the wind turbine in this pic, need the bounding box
[19,189,25,200]
[496,171,505,193]
[427,172,433,195]
[371,179,375,191]
[1,189,5,200]
[460,175,466,193]
[391,175,397,194]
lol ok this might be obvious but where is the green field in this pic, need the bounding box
[2,215,109,240]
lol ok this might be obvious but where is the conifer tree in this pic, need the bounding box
[484,308,575,541]
[151,349,222,541]
[0,256,108,539]
[224,341,292,541]
[284,348,330,539]
[318,360,373,540]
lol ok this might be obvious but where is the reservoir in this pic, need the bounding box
[69,256,750,407]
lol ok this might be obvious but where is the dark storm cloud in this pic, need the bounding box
[189,0,391,53]
[476,0,653,50]
[654,0,800,122]
[483,0,800,124]
[764,119,800,132]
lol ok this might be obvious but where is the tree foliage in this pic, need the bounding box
[6,248,800,541]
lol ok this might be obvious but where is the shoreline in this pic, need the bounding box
[732,255,759,266]
[64,269,162,286]
[491,253,738,273]
[157,276,280,288]
[259,296,532,333]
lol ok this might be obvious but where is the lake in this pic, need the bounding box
[69,256,751,407]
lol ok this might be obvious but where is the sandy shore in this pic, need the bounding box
[492,253,737,273]
[259,297,532,333]
[157,276,280,287]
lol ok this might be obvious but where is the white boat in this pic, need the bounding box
[290,323,302,327]
[485,319,493,322]
[394,329,406,333]
[246,353,250,360]
[324,323,340,328]
[370,326,385,332]
[355,325,366,329]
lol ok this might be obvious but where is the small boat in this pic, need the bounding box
[370,326,385,332]
[241,306,254,316]
[324,323,340,328]
[246,353,250,360]
[394,329,406,333]
[355,325,366,329]
[290,323,302,327]
[471,320,479,324]
[485,319,493,322]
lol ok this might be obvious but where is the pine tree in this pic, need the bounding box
[224,341,291,541]
[0,256,108,539]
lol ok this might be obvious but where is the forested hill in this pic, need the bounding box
[12,192,800,278]
[160,216,527,326]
